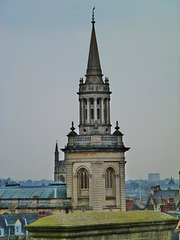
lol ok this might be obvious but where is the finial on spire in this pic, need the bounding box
[92,7,95,24]
[70,121,75,131]
[115,121,120,131]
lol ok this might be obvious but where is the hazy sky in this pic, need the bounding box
[1,0,180,180]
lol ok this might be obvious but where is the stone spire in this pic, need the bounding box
[86,7,103,83]
[54,141,59,163]
[78,8,112,135]
[55,141,59,154]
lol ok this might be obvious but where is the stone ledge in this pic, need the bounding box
[25,211,178,239]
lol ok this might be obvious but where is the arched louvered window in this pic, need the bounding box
[105,167,115,189]
[78,168,89,189]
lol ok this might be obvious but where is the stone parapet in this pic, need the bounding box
[26,211,178,240]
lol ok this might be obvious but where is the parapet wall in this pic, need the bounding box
[26,211,178,240]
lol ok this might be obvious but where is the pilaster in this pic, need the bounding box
[92,162,103,211]
[119,160,126,211]
[66,163,73,199]
[73,175,78,207]
[115,174,120,207]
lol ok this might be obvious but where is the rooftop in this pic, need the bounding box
[27,210,177,227]
[0,185,67,199]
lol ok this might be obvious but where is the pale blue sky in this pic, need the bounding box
[1,0,180,180]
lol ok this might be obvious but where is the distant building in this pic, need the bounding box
[148,173,160,182]
[54,10,130,211]
[168,177,176,189]
[0,182,71,214]
[0,212,51,239]
[147,185,179,211]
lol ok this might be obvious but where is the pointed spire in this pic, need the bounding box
[55,141,59,154]
[86,8,103,82]
[54,141,59,163]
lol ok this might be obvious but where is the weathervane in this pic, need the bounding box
[92,7,95,24]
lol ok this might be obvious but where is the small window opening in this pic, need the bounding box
[97,109,100,119]
[91,109,94,119]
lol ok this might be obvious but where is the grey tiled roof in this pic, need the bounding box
[0,185,67,199]
[152,190,179,205]
[133,200,145,210]
[0,212,51,236]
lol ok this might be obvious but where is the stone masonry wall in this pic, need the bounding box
[26,211,178,240]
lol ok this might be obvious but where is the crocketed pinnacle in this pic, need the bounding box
[86,10,103,83]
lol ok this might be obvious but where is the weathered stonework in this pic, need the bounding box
[26,211,178,240]
[54,12,130,212]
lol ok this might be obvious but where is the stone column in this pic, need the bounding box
[79,99,81,124]
[80,99,84,124]
[106,98,110,124]
[119,159,126,211]
[101,98,104,124]
[87,98,90,124]
[94,97,97,121]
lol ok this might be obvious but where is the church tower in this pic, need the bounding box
[78,10,111,136]
[54,142,66,182]
[54,9,130,212]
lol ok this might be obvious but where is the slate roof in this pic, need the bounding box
[0,212,51,236]
[133,200,146,210]
[152,190,179,206]
[0,185,67,199]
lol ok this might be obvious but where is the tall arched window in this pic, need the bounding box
[77,168,89,205]
[105,167,115,189]
[105,167,115,199]
[78,168,89,189]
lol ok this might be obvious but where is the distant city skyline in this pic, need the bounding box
[1,0,180,180]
